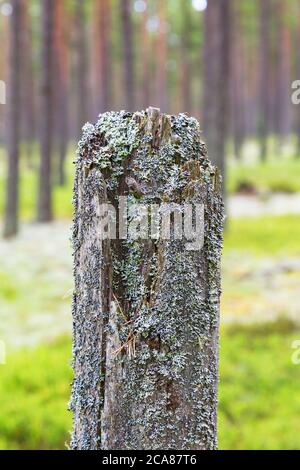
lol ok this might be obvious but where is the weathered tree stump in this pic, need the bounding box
[70,108,224,450]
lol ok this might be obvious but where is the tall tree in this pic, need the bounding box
[258,0,271,161]
[156,0,168,111]
[37,0,54,222]
[53,0,69,185]
[139,0,151,109]
[0,12,8,142]
[20,0,36,163]
[294,2,300,157]
[203,0,231,196]
[230,0,246,160]
[74,0,88,137]
[120,0,135,110]
[93,0,111,114]
[244,38,259,137]
[275,0,291,142]
[3,0,22,238]
[180,0,192,114]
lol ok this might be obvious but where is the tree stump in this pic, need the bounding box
[70,108,224,450]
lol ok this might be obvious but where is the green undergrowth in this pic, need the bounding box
[0,337,72,450]
[224,215,300,256]
[219,320,300,450]
[228,156,300,194]
[0,322,300,450]
[0,146,75,221]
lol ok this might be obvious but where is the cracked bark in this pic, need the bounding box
[71,108,224,450]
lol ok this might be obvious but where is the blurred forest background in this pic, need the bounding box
[0,0,300,450]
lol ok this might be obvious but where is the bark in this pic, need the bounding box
[37,0,54,222]
[3,0,22,238]
[71,108,224,450]
[120,0,135,110]
[203,0,231,197]
[71,165,110,448]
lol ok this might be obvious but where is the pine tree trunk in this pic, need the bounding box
[53,0,69,186]
[180,0,192,114]
[295,12,300,158]
[74,0,88,138]
[258,0,271,162]
[37,0,54,222]
[54,0,69,187]
[230,0,246,160]
[20,0,36,165]
[275,0,291,142]
[120,0,135,110]
[156,0,168,111]
[203,0,231,197]
[3,0,22,238]
[139,0,151,109]
[93,0,111,114]
[71,108,224,450]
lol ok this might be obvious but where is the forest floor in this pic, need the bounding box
[229,192,300,217]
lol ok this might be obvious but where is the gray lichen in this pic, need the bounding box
[71,108,224,450]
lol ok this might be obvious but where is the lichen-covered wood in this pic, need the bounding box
[71,107,224,450]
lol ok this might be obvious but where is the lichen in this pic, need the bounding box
[71,108,224,450]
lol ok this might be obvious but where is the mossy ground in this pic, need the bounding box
[1,324,300,450]
[0,215,299,449]
[0,337,72,450]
